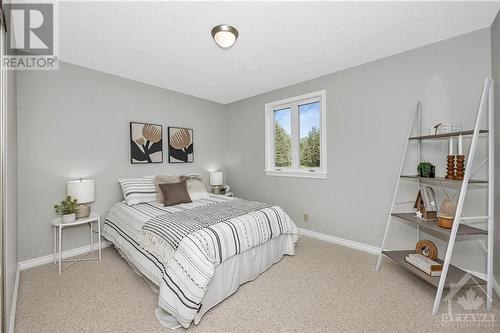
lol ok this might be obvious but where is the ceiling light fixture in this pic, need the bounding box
[211,24,239,49]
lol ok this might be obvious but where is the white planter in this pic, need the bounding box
[62,213,76,223]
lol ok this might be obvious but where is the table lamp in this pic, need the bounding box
[67,179,95,218]
[209,171,223,194]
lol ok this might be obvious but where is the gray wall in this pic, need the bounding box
[492,12,500,285]
[225,29,492,274]
[4,50,18,332]
[17,62,226,261]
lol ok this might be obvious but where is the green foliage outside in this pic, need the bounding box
[300,126,320,168]
[275,123,291,167]
[275,124,320,168]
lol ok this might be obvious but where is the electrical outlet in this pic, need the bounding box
[303,214,309,222]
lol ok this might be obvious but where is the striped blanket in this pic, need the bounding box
[135,197,298,327]
[140,199,273,263]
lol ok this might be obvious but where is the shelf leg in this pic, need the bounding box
[58,225,62,275]
[376,102,420,271]
[432,217,460,314]
[376,214,392,271]
[433,78,491,315]
[90,222,94,254]
[53,227,56,264]
[487,79,494,310]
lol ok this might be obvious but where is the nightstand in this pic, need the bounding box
[51,213,101,274]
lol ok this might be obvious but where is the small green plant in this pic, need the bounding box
[54,196,78,215]
[417,162,436,178]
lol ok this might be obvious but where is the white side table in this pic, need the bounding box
[51,213,101,274]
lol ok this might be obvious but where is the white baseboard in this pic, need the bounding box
[19,240,111,271]
[494,278,500,298]
[299,228,380,255]
[8,264,20,333]
[463,270,500,298]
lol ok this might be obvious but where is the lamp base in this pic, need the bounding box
[75,204,91,219]
[212,185,223,194]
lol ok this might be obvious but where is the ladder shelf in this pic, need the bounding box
[391,213,487,239]
[383,250,486,288]
[400,175,488,189]
[409,129,488,141]
[375,78,495,315]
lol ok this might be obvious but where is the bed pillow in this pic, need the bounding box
[180,175,210,201]
[119,178,157,206]
[154,175,181,202]
[159,181,192,206]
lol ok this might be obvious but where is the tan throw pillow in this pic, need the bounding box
[154,175,181,202]
[180,175,210,201]
[159,181,192,206]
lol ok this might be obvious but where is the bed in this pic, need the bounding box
[102,195,298,328]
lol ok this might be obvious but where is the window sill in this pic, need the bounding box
[265,170,327,179]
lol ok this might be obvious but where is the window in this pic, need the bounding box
[265,90,326,178]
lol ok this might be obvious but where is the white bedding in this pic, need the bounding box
[102,195,298,328]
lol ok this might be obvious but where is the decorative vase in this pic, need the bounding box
[75,205,90,219]
[62,213,76,223]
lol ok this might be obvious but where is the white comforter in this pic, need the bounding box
[104,196,298,328]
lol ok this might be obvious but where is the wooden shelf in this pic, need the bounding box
[382,250,486,288]
[391,213,487,240]
[409,130,488,141]
[400,175,488,188]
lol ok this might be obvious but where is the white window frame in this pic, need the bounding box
[265,90,327,179]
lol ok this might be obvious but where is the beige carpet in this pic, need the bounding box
[15,237,499,332]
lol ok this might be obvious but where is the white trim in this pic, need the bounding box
[8,264,20,333]
[265,170,327,179]
[19,240,111,271]
[265,90,327,178]
[494,277,500,298]
[461,269,500,298]
[299,228,380,255]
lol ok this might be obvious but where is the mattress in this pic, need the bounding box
[102,195,298,328]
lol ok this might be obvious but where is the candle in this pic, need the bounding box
[458,134,463,155]
[448,137,454,156]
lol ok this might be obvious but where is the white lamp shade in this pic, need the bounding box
[67,179,95,204]
[209,172,223,186]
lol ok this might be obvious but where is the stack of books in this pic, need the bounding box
[405,253,443,276]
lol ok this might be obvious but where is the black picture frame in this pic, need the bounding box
[168,127,194,163]
[130,122,164,164]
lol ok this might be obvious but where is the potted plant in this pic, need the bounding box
[417,162,436,178]
[54,196,78,223]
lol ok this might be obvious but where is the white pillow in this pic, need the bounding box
[119,178,157,206]
[181,175,210,201]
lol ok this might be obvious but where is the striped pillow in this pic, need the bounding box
[119,178,157,206]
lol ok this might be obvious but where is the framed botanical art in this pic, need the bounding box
[168,127,194,163]
[130,122,163,164]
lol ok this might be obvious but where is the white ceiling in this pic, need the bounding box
[59,1,500,104]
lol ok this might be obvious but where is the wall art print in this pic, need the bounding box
[168,127,194,163]
[130,122,163,164]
